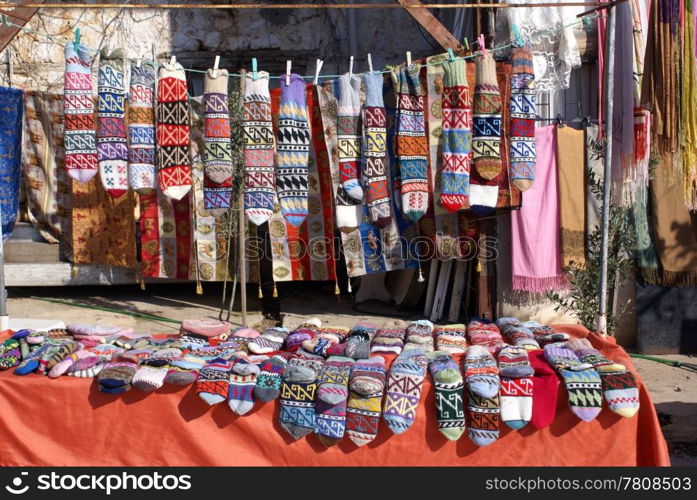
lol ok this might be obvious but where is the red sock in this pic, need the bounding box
[528,349,559,429]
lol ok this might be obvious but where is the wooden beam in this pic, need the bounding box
[396,0,461,50]
[0,0,44,53]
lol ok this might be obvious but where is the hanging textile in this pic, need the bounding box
[584,124,604,239]
[682,0,697,209]
[0,87,23,240]
[22,91,73,257]
[630,0,649,105]
[509,45,536,192]
[267,84,337,282]
[556,126,586,268]
[127,60,157,194]
[510,125,567,293]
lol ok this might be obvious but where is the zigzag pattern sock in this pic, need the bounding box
[393,64,429,221]
[228,371,257,415]
[157,60,192,200]
[434,324,468,354]
[64,42,98,183]
[276,74,310,226]
[97,49,128,197]
[346,360,386,446]
[248,327,289,354]
[528,349,559,429]
[317,356,354,404]
[440,58,472,212]
[466,319,504,354]
[371,322,407,355]
[600,369,640,418]
[500,376,533,429]
[196,358,233,405]
[509,45,536,191]
[466,389,500,447]
[404,319,434,351]
[496,317,539,349]
[337,72,364,203]
[254,353,290,401]
[363,71,392,227]
[203,68,234,214]
[498,345,534,378]
[243,72,275,225]
[428,351,465,441]
[464,344,500,398]
[279,378,317,440]
[383,349,428,434]
[128,61,156,193]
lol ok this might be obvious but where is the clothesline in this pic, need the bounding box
[0,11,599,80]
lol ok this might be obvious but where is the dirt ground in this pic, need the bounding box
[5,282,697,466]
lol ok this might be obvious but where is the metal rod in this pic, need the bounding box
[0,2,606,9]
[237,188,247,325]
[597,3,616,336]
[0,205,8,330]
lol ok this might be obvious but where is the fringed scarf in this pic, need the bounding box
[682,0,697,209]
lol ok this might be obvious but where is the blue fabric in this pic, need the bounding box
[0,87,23,241]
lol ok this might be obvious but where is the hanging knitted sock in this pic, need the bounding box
[472,51,502,180]
[203,68,234,214]
[64,42,98,183]
[566,338,626,373]
[156,60,192,200]
[427,351,465,441]
[128,60,157,193]
[196,358,233,405]
[346,360,386,446]
[243,72,275,225]
[393,64,430,221]
[371,321,407,355]
[599,369,640,418]
[404,319,434,351]
[509,45,536,191]
[248,327,289,354]
[97,355,139,394]
[97,49,129,197]
[337,72,364,202]
[254,353,290,401]
[275,73,310,226]
[528,349,559,429]
[498,345,534,378]
[466,389,500,447]
[363,71,392,227]
[279,376,318,440]
[440,58,472,212]
[317,356,354,405]
[464,344,500,399]
[497,318,539,350]
[227,368,257,415]
[383,349,429,434]
[434,324,468,355]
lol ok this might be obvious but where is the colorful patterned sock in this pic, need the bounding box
[43,340,80,373]
[566,338,626,373]
[434,324,468,354]
[254,353,289,401]
[440,58,472,212]
[543,343,593,372]
[472,51,502,180]
[363,71,391,227]
[346,375,385,446]
[196,358,233,405]
[231,354,265,376]
[63,42,98,183]
[466,319,504,354]
[97,48,128,198]
[383,349,429,434]
[166,365,200,385]
[315,397,348,447]
[466,389,500,446]
[427,351,465,440]
[500,376,533,430]
[69,363,104,378]
[48,349,90,378]
[302,337,335,357]
[599,369,640,418]
[248,327,289,354]
[0,339,21,370]
[276,73,310,226]
[497,317,539,349]
[13,343,51,375]
[559,368,603,422]
[318,326,350,344]
[509,45,536,192]
[156,60,192,200]
[132,358,170,392]
[317,356,354,404]
[404,319,434,351]
[284,350,324,383]
[243,71,276,225]
[128,60,157,193]
[349,356,386,397]
[285,325,318,353]
[464,344,500,399]
[528,349,559,429]
[203,68,234,214]
[371,322,407,355]
[97,355,139,394]
[498,345,534,378]
[393,64,429,221]
[227,371,257,415]
[535,332,570,346]
[337,72,364,202]
[279,379,317,440]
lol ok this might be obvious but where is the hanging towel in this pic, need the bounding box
[556,126,586,268]
[0,87,23,240]
[511,125,568,293]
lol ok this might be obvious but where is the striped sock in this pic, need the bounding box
[227,372,257,415]
[196,358,233,406]
[464,344,500,399]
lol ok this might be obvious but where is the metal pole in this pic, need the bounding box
[238,191,247,325]
[0,205,8,330]
[597,4,616,336]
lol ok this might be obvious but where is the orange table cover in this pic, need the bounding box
[0,325,669,466]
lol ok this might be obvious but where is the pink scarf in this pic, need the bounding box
[511,125,568,292]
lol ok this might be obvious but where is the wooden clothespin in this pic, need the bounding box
[313,59,323,85]
[511,24,524,47]
[170,55,176,66]
[447,48,455,62]
[252,57,258,80]
[367,53,373,73]
[73,28,80,51]
[285,60,291,86]
[212,55,220,77]
[406,51,412,67]
[349,55,354,78]
[477,34,487,56]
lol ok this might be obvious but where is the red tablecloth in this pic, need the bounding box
[0,325,669,466]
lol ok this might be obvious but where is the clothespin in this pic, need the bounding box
[73,28,80,51]
[170,55,176,66]
[313,59,323,85]
[367,53,373,73]
[212,55,220,77]
[477,34,487,56]
[463,37,470,53]
[252,57,258,80]
[349,55,354,78]
[406,51,412,67]
[511,24,524,47]
[285,60,291,86]
[555,114,564,127]
[136,56,142,68]
[447,48,455,62]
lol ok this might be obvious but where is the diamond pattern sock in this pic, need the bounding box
[128,60,156,193]
[464,344,500,399]
[428,351,465,441]
[383,349,429,434]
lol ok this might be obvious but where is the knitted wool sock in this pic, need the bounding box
[318,326,350,345]
[279,379,317,440]
[498,345,534,378]
[243,72,275,225]
[285,325,318,353]
[434,324,468,354]
[302,337,335,357]
[64,42,98,183]
[14,343,52,375]
[383,349,429,434]
[0,340,21,370]
[363,71,392,227]
[472,51,502,180]
[69,364,105,378]
[543,343,593,372]
[317,356,354,404]
[599,369,640,418]
[497,318,539,350]
[132,358,170,392]
[349,356,386,397]
[559,368,603,422]
[440,58,472,212]
[393,64,429,221]
[248,327,289,354]
[227,371,257,415]
[284,350,325,383]
[371,323,407,355]
[166,366,200,386]
[427,351,465,440]
[464,345,500,399]
[231,354,266,376]
[346,323,378,348]
[315,396,348,447]
[566,338,626,373]
[509,45,536,192]
[97,48,128,198]
[528,349,559,429]
[196,358,233,405]
[346,380,385,446]
[203,68,234,214]
[157,60,192,200]
[97,355,139,394]
[128,61,156,193]
[254,353,290,402]
[466,389,500,447]
[535,332,570,347]
[337,72,364,202]
[500,376,533,429]
[466,319,504,354]
[276,73,310,226]
[404,319,434,351]
[43,340,80,373]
